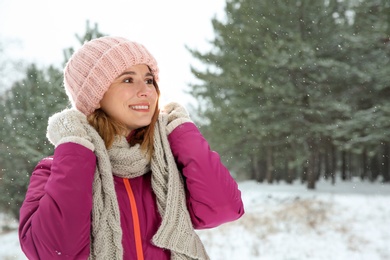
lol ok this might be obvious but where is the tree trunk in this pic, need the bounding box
[258,159,267,183]
[286,156,295,184]
[331,144,336,185]
[370,156,380,182]
[266,146,274,184]
[250,152,267,183]
[250,154,261,182]
[341,150,347,181]
[301,161,308,184]
[307,150,318,190]
[382,142,390,182]
[347,151,353,180]
[307,139,318,190]
[316,152,323,181]
[249,155,257,180]
[361,149,368,180]
[324,146,330,180]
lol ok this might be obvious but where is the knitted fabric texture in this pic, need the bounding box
[46,103,208,260]
[64,36,159,116]
[163,102,194,135]
[46,109,95,151]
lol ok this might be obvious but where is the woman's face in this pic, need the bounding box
[99,64,158,135]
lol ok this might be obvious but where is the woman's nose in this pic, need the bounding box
[138,81,152,96]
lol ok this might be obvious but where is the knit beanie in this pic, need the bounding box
[64,36,159,115]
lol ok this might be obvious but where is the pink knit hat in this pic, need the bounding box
[64,36,159,115]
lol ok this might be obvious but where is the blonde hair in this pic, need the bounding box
[87,79,160,159]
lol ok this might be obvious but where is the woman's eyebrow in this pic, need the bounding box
[116,71,136,78]
[116,71,154,78]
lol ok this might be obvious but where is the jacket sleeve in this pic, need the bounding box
[18,142,96,259]
[168,122,244,229]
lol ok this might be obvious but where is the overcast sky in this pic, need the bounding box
[0,0,226,105]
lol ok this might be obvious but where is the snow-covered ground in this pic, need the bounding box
[1,178,390,260]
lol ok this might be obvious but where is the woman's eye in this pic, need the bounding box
[146,78,154,84]
[124,78,133,83]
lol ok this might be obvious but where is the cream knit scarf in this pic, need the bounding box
[85,113,209,260]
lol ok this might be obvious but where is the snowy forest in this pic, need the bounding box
[187,0,390,190]
[0,0,389,244]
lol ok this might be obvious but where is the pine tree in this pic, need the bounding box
[0,64,66,218]
[0,20,106,218]
[188,0,390,187]
[329,0,390,182]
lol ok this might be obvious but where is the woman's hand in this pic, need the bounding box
[47,109,95,151]
[162,102,192,134]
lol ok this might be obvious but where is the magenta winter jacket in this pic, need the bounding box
[19,122,244,259]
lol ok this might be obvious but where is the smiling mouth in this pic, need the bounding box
[130,105,149,110]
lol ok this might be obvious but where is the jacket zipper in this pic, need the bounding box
[123,178,144,260]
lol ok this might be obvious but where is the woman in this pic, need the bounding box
[18,36,244,260]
